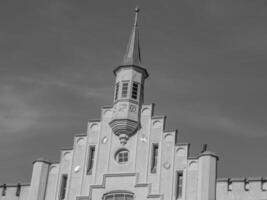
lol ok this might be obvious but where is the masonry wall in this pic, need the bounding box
[2,104,266,200]
[216,178,267,200]
[0,185,29,200]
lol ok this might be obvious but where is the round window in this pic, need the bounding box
[115,149,129,164]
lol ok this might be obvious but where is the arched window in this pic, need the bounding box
[103,191,134,200]
[115,149,129,164]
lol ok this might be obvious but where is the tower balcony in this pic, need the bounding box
[109,119,139,145]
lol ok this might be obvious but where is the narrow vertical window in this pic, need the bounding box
[261,179,267,191]
[87,146,95,174]
[151,144,158,173]
[227,179,232,191]
[2,184,6,196]
[176,171,183,199]
[114,82,119,100]
[59,175,68,200]
[121,82,129,98]
[16,183,21,197]
[244,179,249,191]
[131,82,139,99]
[140,84,144,103]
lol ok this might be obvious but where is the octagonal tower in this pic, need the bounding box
[109,7,149,145]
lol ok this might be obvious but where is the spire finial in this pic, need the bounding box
[201,144,208,153]
[121,7,142,66]
[134,6,140,26]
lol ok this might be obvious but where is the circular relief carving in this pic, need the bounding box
[153,120,161,128]
[104,110,112,118]
[164,134,173,143]
[77,138,85,145]
[189,161,197,170]
[140,135,147,143]
[74,165,81,173]
[50,166,57,174]
[64,152,71,159]
[141,108,150,115]
[101,136,108,144]
[176,148,185,156]
[163,161,171,169]
[90,123,99,131]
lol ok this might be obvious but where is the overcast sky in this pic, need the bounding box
[1,0,267,183]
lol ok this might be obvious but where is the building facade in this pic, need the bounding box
[1,8,267,200]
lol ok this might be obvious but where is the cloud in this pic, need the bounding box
[0,75,112,135]
[172,104,267,137]
[16,76,112,100]
[0,86,39,134]
[147,72,267,137]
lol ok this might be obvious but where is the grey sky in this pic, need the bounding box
[1,0,267,183]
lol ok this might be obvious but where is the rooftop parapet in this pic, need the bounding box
[32,157,51,165]
[197,150,219,160]
[217,177,267,192]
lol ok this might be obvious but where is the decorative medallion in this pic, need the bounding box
[63,152,71,159]
[104,109,112,118]
[77,138,85,145]
[50,166,57,174]
[90,123,99,131]
[74,166,81,173]
[176,148,185,156]
[152,120,161,128]
[140,135,147,143]
[189,161,197,170]
[141,107,150,115]
[163,161,171,169]
[101,136,108,144]
[164,133,173,143]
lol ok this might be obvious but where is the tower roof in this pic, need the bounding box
[121,7,141,66]
[114,7,148,79]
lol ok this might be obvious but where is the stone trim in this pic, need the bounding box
[84,173,163,200]
[113,65,149,79]
[32,158,51,165]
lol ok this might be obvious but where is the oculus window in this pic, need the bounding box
[115,149,129,164]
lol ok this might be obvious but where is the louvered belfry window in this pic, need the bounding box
[131,82,138,99]
[121,82,129,98]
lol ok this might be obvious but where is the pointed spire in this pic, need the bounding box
[122,6,141,66]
